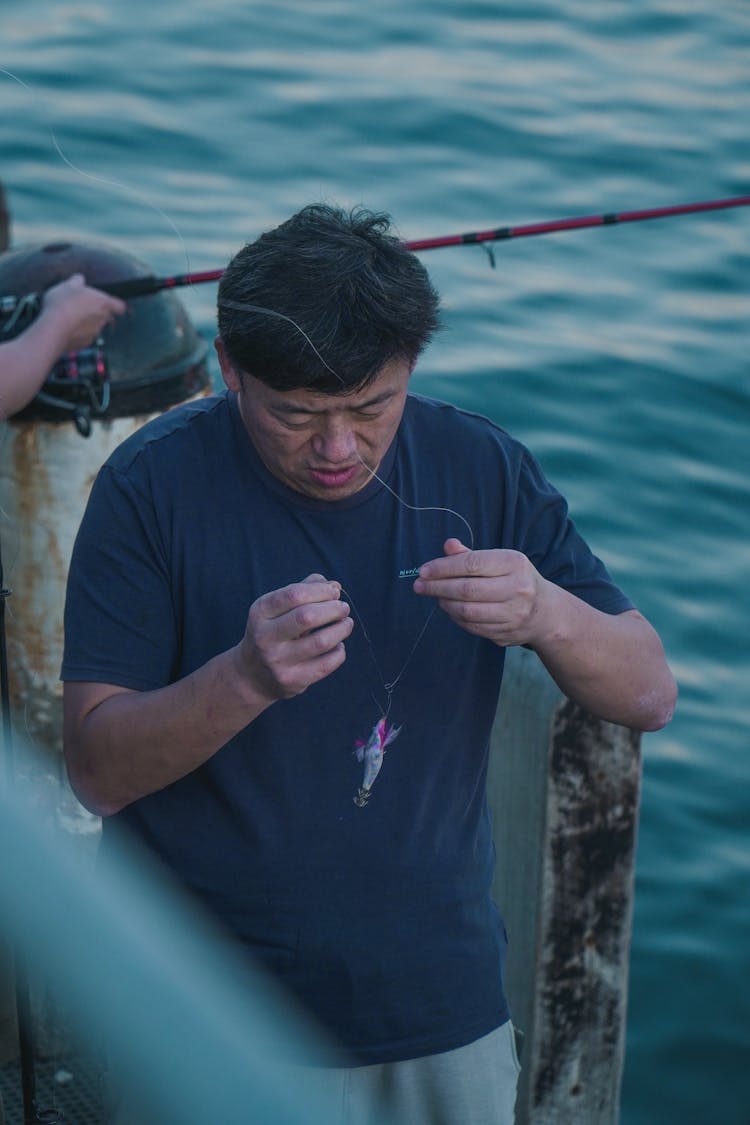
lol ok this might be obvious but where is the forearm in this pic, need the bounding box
[65,575,352,816]
[530,590,677,731]
[0,317,66,419]
[1,277,125,419]
[64,645,273,817]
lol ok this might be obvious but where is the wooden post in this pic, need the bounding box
[488,645,641,1124]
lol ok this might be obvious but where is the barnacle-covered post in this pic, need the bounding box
[0,237,211,1065]
[488,644,641,1124]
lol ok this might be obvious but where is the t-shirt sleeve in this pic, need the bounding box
[512,448,634,615]
[61,462,178,689]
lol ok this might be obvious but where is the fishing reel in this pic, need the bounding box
[0,238,210,436]
[38,340,111,437]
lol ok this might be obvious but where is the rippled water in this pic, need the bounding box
[1,2,749,1121]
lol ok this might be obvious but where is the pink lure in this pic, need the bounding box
[353,717,402,807]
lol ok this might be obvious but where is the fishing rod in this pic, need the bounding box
[87,192,750,296]
[1,193,749,319]
[404,192,750,251]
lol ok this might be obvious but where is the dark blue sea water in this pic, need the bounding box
[1,2,748,1121]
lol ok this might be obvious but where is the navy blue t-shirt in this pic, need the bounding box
[62,390,633,1065]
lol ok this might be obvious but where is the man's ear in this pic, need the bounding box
[215,336,241,392]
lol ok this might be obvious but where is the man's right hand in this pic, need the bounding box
[234,574,353,703]
[64,574,353,816]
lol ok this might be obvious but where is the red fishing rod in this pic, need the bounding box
[404,192,750,251]
[2,193,749,315]
[101,192,750,298]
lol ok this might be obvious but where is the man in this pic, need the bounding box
[62,204,676,1125]
[0,273,125,419]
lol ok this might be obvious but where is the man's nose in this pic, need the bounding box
[312,417,357,463]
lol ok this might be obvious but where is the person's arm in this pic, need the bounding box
[414,538,677,731]
[63,575,353,817]
[0,273,125,419]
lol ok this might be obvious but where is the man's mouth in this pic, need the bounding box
[308,465,360,488]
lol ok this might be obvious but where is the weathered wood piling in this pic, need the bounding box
[489,644,641,1123]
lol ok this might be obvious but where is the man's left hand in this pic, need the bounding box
[414,538,677,731]
[414,538,549,648]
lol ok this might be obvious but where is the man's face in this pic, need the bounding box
[216,341,412,500]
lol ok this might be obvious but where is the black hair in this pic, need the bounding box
[217,203,441,392]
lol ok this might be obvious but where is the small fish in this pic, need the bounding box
[353,717,402,807]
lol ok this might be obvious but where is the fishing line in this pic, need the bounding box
[215,295,477,714]
[0,64,194,287]
[216,296,473,720]
[217,298,345,385]
[340,584,436,715]
[49,129,193,282]
[356,453,475,552]
[340,455,475,722]
[217,299,478,569]
[341,566,431,806]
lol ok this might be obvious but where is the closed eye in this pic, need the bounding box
[355,406,386,418]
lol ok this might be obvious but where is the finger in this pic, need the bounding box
[436,597,514,625]
[416,540,471,580]
[300,639,349,687]
[417,548,516,583]
[416,576,513,603]
[289,598,351,640]
[263,598,350,645]
[260,579,342,620]
[291,612,354,657]
[273,613,353,694]
[443,538,471,556]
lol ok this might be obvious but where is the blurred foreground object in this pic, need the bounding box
[0,743,348,1125]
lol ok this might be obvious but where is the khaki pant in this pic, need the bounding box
[297,1021,521,1125]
